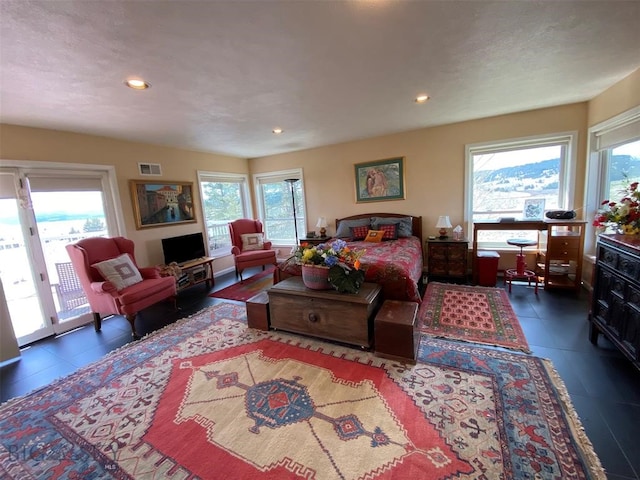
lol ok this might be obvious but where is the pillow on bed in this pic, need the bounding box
[364,230,384,243]
[335,218,372,238]
[371,216,413,237]
[378,223,398,240]
[350,225,369,241]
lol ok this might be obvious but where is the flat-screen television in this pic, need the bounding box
[161,232,206,265]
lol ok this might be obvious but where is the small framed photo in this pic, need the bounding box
[523,198,546,220]
[130,180,197,229]
[354,157,405,203]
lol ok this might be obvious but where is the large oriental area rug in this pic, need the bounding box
[419,281,531,352]
[0,303,604,479]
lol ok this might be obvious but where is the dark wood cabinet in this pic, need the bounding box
[590,234,640,370]
[427,238,468,282]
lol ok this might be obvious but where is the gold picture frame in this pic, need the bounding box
[354,157,405,203]
[130,180,197,229]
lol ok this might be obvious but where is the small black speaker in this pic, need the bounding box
[545,210,576,220]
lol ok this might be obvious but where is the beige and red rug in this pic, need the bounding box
[419,281,530,352]
[0,302,604,479]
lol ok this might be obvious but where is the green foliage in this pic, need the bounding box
[328,265,365,294]
[201,182,244,221]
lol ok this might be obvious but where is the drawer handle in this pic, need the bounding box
[308,313,319,323]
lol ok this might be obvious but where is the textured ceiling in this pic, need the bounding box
[1,0,639,159]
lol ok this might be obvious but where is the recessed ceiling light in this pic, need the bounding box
[272,128,283,134]
[415,94,429,104]
[124,79,151,90]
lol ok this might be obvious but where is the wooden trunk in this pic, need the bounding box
[268,277,382,349]
[374,300,420,363]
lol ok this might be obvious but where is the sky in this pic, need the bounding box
[474,146,561,171]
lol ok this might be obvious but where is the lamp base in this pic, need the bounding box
[319,227,326,237]
[438,228,448,239]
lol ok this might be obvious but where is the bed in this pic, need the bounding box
[275,213,424,303]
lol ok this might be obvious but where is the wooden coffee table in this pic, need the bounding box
[268,277,382,349]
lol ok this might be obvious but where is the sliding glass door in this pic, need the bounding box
[0,166,123,346]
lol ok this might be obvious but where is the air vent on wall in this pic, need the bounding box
[138,163,162,176]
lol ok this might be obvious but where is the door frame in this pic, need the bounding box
[0,160,126,345]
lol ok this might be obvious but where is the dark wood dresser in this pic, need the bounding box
[426,238,468,282]
[590,234,640,370]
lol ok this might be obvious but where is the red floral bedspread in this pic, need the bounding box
[276,236,424,303]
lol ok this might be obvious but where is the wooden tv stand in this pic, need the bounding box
[175,257,215,291]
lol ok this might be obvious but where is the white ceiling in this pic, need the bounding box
[1,1,639,159]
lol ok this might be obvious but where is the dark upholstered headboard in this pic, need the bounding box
[335,213,423,245]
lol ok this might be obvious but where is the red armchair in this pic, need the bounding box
[229,219,277,281]
[66,236,177,339]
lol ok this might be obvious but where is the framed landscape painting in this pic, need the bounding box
[354,157,405,203]
[130,180,197,229]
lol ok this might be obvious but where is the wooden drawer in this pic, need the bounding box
[550,236,581,249]
[268,278,382,349]
[447,244,467,259]
[428,245,448,260]
[546,244,580,258]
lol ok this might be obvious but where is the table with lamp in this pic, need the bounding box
[301,217,332,246]
[426,215,468,283]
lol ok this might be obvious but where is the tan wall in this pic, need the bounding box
[588,68,640,126]
[2,68,638,278]
[250,103,589,243]
[0,124,247,268]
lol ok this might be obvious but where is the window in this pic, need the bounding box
[603,140,640,201]
[254,169,306,245]
[197,172,251,256]
[585,106,640,254]
[465,133,576,248]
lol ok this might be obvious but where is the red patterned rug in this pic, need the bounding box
[419,281,530,352]
[0,302,605,479]
[209,266,274,302]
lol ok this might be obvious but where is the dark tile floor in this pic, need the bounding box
[1,269,639,479]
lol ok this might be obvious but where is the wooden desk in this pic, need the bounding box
[472,220,586,291]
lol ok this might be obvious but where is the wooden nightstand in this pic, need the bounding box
[427,238,469,282]
[300,236,332,246]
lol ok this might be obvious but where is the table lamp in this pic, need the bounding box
[316,217,328,237]
[435,215,452,238]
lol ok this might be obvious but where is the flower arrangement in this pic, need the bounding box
[593,180,640,234]
[294,239,366,293]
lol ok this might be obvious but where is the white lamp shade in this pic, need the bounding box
[435,215,452,229]
[316,217,328,228]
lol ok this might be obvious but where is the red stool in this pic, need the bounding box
[504,238,539,294]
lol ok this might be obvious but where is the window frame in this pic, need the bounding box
[584,105,640,255]
[253,168,306,246]
[197,171,251,258]
[464,132,578,249]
